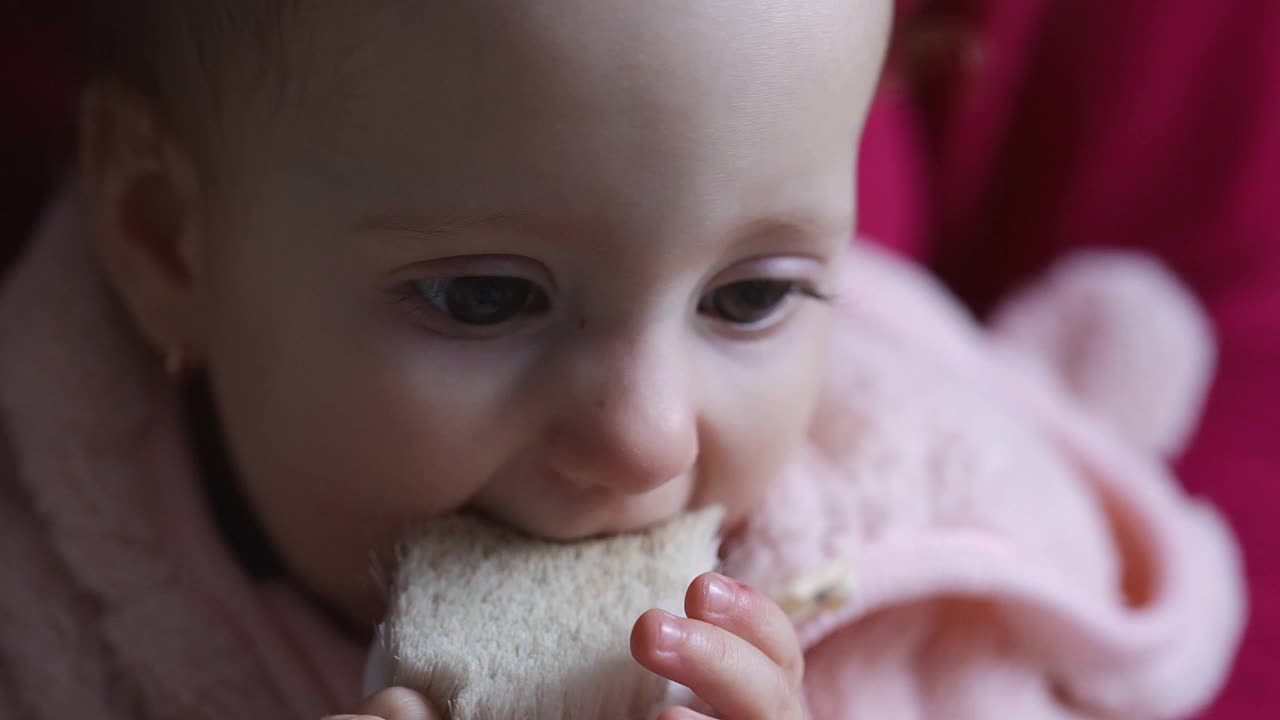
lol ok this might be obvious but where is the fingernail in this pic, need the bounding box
[706,574,734,615]
[658,614,685,652]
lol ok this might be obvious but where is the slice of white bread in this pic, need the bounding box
[370,507,724,720]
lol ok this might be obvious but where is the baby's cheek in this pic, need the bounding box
[222,358,505,627]
[698,335,824,525]
[308,390,506,604]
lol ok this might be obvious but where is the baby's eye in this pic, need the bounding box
[415,276,549,325]
[699,279,800,326]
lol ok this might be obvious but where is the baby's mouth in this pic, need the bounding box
[465,477,698,543]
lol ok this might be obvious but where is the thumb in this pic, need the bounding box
[325,686,440,720]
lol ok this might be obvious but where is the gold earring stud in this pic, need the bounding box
[164,345,186,378]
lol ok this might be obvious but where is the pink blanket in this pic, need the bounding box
[0,186,1244,718]
[725,248,1244,718]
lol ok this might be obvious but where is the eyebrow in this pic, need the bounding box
[358,208,588,243]
[732,213,852,245]
[357,206,850,249]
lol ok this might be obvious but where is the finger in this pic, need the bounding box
[657,705,718,720]
[685,573,805,687]
[329,686,439,720]
[632,609,804,720]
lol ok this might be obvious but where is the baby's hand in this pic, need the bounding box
[632,573,807,720]
[323,686,438,720]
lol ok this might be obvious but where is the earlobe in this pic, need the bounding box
[79,83,206,365]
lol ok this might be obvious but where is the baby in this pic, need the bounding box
[55,0,890,718]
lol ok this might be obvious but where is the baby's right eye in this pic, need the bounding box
[414,276,550,326]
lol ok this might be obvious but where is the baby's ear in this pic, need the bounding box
[79,82,205,360]
[988,251,1215,458]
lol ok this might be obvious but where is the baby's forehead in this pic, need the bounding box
[270,0,889,162]
[217,0,889,231]
[297,0,885,102]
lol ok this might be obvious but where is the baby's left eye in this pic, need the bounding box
[699,280,800,326]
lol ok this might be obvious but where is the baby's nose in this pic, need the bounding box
[542,332,698,495]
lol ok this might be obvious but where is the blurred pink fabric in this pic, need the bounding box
[724,243,1242,719]
[857,3,1279,717]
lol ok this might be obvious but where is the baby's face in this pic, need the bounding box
[192,0,889,625]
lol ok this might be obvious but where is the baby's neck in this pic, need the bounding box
[186,377,284,580]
